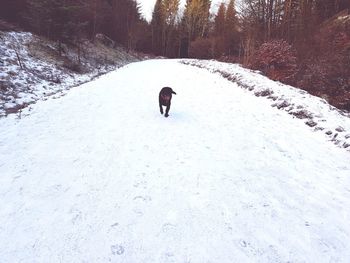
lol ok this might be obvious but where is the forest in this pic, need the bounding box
[1,0,350,110]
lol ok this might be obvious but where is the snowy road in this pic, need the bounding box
[1,60,350,262]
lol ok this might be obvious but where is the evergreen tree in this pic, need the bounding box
[83,0,113,39]
[214,2,226,37]
[151,0,180,56]
[25,0,87,54]
[181,0,211,57]
[225,0,239,57]
[0,0,27,24]
[109,0,142,49]
[163,0,180,56]
[183,0,211,41]
[151,0,165,55]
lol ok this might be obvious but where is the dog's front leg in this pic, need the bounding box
[165,103,171,117]
[159,100,164,115]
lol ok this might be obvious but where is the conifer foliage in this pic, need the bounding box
[151,0,180,56]
[214,3,226,37]
[0,0,146,53]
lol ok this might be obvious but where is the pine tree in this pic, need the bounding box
[225,0,239,57]
[163,0,180,56]
[105,0,143,49]
[183,0,211,41]
[0,0,27,23]
[164,0,180,25]
[181,0,211,57]
[214,2,226,37]
[151,0,165,55]
[83,0,113,40]
[25,0,86,54]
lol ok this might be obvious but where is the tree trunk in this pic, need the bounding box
[15,49,23,70]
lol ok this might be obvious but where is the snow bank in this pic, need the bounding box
[0,31,141,117]
[181,59,350,151]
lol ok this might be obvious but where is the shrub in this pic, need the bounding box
[63,60,85,73]
[250,40,297,83]
[189,38,214,59]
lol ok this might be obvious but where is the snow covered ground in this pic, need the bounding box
[1,59,350,262]
[0,31,141,117]
[182,59,350,150]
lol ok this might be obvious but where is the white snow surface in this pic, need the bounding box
[1,59,350,262]
[182,59,350,150]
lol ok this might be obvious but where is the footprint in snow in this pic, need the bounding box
[133,195,152,202]
[143,145,150,150]
[240,240,248,247]
[111,244,125,255]
[162,223,176,233]
[110,222,119,228]
[133,181,147,189]
[133,208,144,216]
[70,208,82,224]
[238,240,262,256]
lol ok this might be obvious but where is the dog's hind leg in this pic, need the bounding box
[165,103,171,117]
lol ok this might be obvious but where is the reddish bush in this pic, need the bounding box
[250,40,297,83]
[212,37,227,58]
[296,59,329,95]
[188,38,214,59]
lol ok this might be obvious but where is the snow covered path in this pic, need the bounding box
[1,59,350,262]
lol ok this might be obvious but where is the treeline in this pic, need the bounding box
[0,0,147,52]
[3,0,347,62]
[0,0,241,58]
[150,0,240,58]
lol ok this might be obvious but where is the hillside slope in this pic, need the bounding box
[0,31,142,117]
[0,60,350,263]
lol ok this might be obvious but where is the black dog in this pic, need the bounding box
[159,87,176,117]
